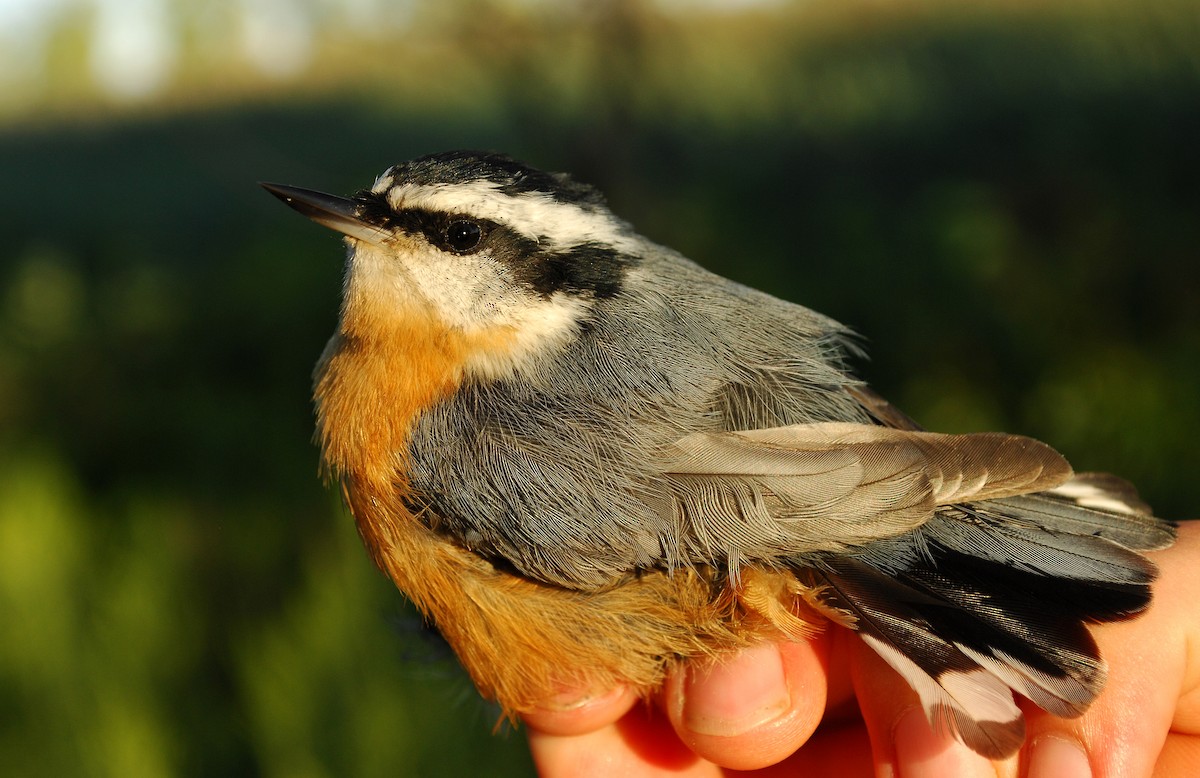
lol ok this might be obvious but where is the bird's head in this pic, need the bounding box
[263,151,641,380]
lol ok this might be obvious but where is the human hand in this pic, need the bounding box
[525,521,1200,777]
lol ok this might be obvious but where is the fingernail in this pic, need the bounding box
[539,683,624,712]
[893,707,995,778]
[1029,735,1091,778]
[682,642,792,737]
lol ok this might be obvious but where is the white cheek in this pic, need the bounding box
[348,240,505,325]
[404,251,511,329]
[347,240,587,379]
[462,292,589,380]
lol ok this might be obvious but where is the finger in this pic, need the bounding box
[849,635,1008,778]
[714,721,877,778]
[528,701,721,778]
[853,521,1200,778]
[1023,520,1200,778]
[782,720,877,778]
[1162,520,1200,736]
[520,684,639,737]
[1154,733,1200,778]
[824,626,863,723]
[1018,613,1177,778]
[662,634,831,771]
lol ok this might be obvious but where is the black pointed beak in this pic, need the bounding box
[260,182,388,246]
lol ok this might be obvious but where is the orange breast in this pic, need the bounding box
[313,305,827,713]
[314,297,516,485]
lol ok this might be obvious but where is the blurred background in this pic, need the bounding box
[1,0,1198,775]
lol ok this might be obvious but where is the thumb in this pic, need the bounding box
[661,634,832,771]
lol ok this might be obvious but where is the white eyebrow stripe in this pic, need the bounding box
[376,179,643,253]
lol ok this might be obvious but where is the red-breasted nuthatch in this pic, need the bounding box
[262,151,1175,758]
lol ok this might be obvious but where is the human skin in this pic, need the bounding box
[525,521,1200,777]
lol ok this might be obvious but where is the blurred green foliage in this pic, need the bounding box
[2,1,1198,775]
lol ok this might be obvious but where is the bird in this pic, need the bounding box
[262,150,1176,759]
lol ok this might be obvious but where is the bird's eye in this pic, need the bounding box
[443,219,484,253]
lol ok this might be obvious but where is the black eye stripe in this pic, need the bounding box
[351,193,495,253]
[348,191,633,296]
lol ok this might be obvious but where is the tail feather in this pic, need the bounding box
[817,556,1027,758]
[925,505,1158,587]
[809,478,1174,759]
[1003,488,1174,552]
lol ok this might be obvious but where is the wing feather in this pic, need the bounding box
[660,422,1073,568]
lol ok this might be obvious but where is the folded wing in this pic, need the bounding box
[660,421,1073,567]
[658,420,1174,759]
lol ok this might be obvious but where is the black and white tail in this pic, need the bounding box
[815,475,1175,758]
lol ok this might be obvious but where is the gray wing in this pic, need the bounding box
[657,421,1074,571]
[657,420,1176,759]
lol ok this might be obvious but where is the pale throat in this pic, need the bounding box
[338,240,591,383]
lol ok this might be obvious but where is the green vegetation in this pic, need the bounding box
[2,1,1197,774]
